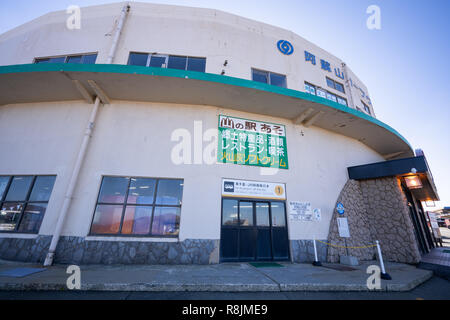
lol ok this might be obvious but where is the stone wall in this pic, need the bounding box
[359,177,421,264]
[0,236,219,265]
[327,178,421,264]
[290,240,328,263]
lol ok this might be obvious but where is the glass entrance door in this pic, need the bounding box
[220,199,289,262]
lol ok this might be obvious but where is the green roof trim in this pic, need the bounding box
[0,63,412,150]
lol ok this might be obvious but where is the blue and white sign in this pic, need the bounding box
[277,40,294,55]
[336,202,345,215]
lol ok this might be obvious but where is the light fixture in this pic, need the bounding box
[404,175,422,189]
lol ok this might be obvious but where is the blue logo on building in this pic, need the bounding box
[336,202,345,215]
[277,40,294,55]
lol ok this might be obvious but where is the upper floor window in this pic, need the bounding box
[326,77,345,94]
[305,82,347,107]
[34,53,97,64]
[361,101,371,115]
[252,69,287,88]
[128,52,206,72]
[90,176,184,237]
[0,175,56,233]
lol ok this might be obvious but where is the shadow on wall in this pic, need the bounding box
[327,178,421,264]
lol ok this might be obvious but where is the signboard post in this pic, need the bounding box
[218,115,289,169]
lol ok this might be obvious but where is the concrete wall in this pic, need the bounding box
[0,1,374,116]
[0,100,384,263]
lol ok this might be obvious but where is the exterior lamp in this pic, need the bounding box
[404,175,422,189]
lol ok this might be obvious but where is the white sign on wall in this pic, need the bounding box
[337,217,350,238]
[288,201,312,221]
[222,178,286,200]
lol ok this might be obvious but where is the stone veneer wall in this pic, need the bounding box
[290,240,328,263]
[327,177,421,264]
[0,236,219,265]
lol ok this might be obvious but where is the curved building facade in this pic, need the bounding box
[0,2,438,265]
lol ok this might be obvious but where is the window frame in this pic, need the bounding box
[0,175,56,234]
[326,77,345,94]
[251,68,287,88]
[361,100,371,115]
[89,176,184,238]
[34,53,98,64]
[127,52,206,72]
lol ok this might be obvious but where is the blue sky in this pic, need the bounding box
[1,0,449,208]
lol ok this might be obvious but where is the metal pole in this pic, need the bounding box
[312,238,322,266]
[376,240,391,280]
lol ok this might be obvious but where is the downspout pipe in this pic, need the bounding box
[43,3,130,266]
[341,62,355,110]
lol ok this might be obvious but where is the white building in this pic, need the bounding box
[0,2,439,265]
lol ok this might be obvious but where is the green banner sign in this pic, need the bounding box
[218,115,289,169]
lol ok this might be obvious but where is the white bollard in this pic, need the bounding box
[312,238,322,266]
[375,240,391,280]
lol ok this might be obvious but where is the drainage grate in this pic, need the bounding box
[249,262,284,268]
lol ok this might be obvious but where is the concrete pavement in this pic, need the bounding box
[0,259,434,292]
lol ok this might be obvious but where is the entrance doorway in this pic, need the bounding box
[220,198,289,262]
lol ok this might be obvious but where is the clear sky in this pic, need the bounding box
[1,0,449,208]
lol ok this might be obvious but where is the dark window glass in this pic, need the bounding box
[222,199,238,226]
[122,206,153,235]
[0,176,9,200]
[82,54,97,64]
[239,202,253,226]
[187,57,206,72]
[127,178,156,205]
[326,77,335,89]
[5,176,33,201]
[29,176,56,202]
[128,53,148,66]
[335,82,345,93]
[152,207,180,236]
[155,180,183,205]
[168,56,187,70]
[48,57,66,63]
[149,55,167,68]
[98,177,129,204]
[256,203,270,226]
[252,69,268,84]
[18,203,47,233]
[0,202,24,231]
[270,73,287,88]
[91,204,123,234]
[66,55,82,64]
[35,58,50,64]
[271,202,286,227]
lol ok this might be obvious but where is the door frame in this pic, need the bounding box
[220,197,290,262]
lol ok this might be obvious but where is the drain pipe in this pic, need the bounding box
[43,3,130,266]
[341,62,355,110]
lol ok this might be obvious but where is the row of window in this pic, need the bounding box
[304,82,348,107]
[34,53,97,65]
[0,175,184,237]
[128,52,206,73]
[326,77,345,94]
[0,176,56,233]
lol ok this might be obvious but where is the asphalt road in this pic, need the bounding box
[0,275,448,300]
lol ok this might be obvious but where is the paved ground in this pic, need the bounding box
[0,276,448,300]
[0,259,434,292]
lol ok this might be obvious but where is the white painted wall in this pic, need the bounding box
[0,101,384,241]
[0,1,373,116]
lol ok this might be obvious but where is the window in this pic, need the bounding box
[361,101,371,115]
[34,53,97,64]
[0,175,56,233]
[326,77,345,94]
[90,177,184,237]
[128,52,206,72]
[304,82,347,106]
[252,69,286,88]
